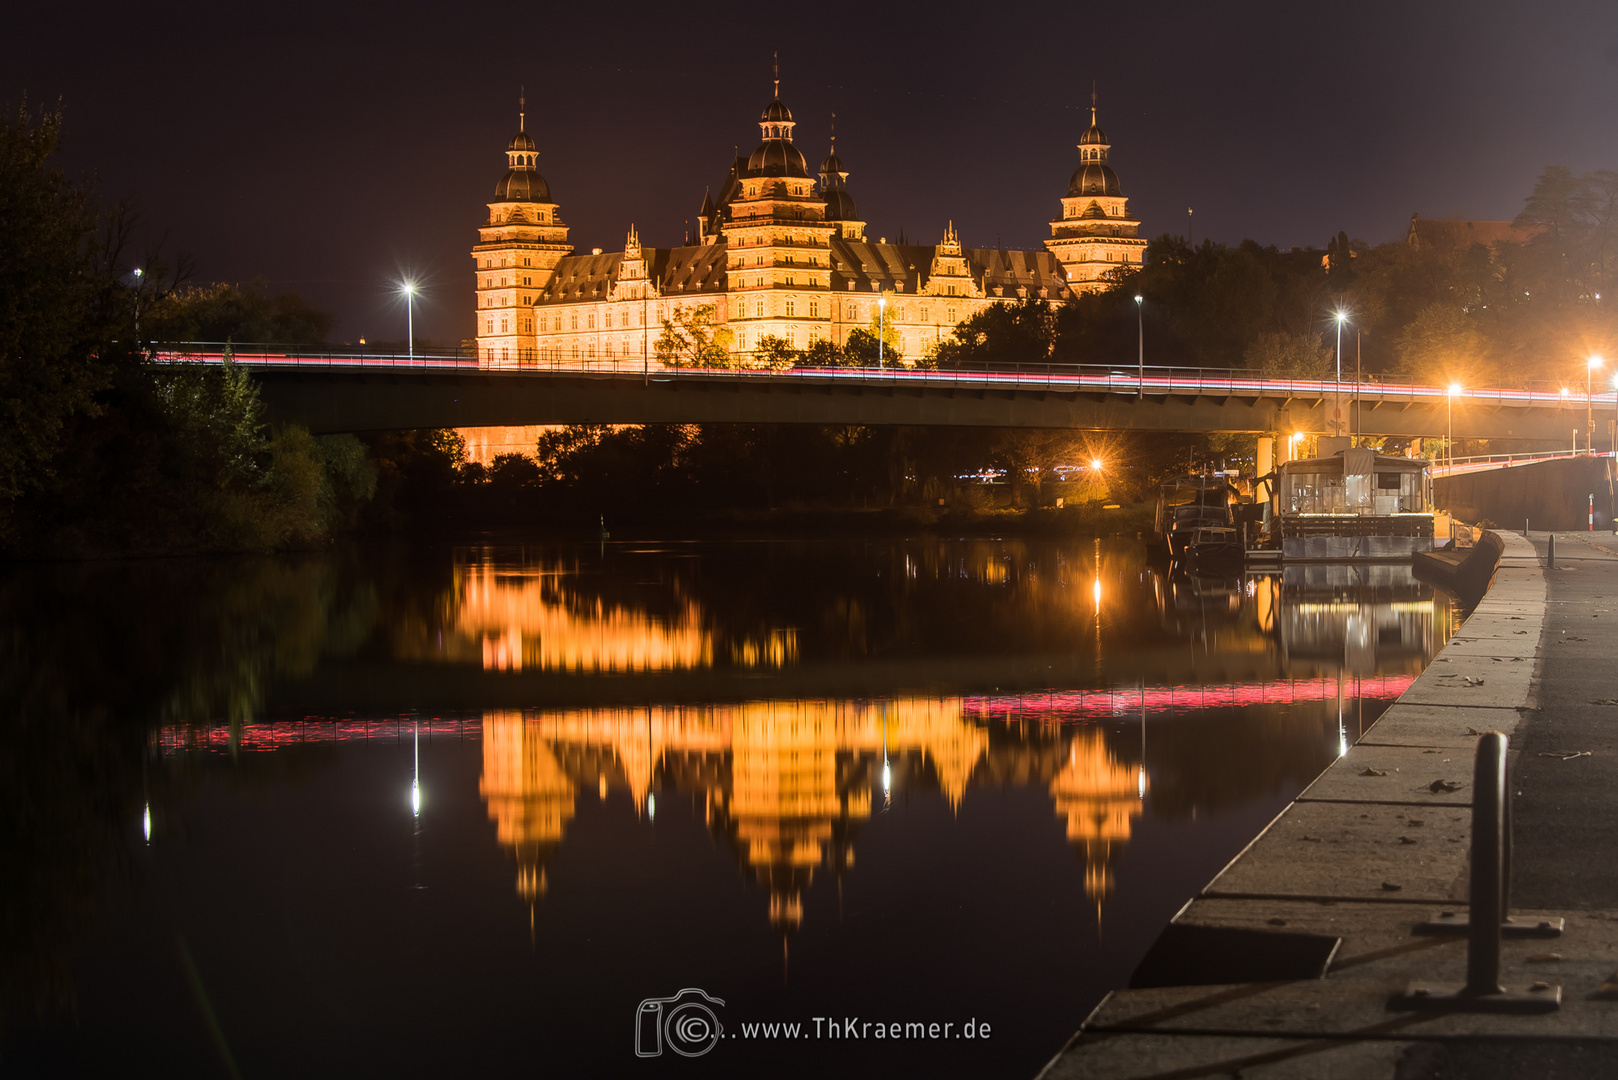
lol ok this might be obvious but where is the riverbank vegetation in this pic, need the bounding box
[0,103,374,557]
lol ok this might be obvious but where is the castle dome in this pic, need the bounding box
[509,129,536,153]
[1068,163,1121,198]
[1078,120,1108,146]
[823,188,859,221]
[495,168,550,202]
[761,98,793,123]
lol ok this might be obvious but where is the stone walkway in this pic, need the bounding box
[1036,533,1618,1079]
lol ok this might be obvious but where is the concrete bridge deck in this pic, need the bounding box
[1035,531,1618,1079]
[160,348,1612,440]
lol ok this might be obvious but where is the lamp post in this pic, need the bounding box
[1589,355,1604,454]
[401,281,416,363]
[1134,294,1144,396]
[878,293,886,370]
[1447,383,1461,470]
[1334,309,1347,383]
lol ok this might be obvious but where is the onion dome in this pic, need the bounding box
[823,188,859,221]
[1068,163,1121,198]
[818,124,857,219]
[744,60,808,177]
[494,93,550,201]
[1067,101,1121,197]
[496,167,550,201]
[748,139,808,177]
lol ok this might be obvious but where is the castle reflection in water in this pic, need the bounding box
[158,547,1446,935]
[479,700,1141,928]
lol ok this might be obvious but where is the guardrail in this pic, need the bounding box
[1432,449,1616,478]
[145,343,1618,409]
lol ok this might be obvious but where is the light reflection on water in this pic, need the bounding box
[4,540,1455,1078]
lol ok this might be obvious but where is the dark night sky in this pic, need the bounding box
[8,0,1618,346]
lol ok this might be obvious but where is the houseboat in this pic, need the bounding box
[1152,474,1244,563]
[1262,448,1434,561]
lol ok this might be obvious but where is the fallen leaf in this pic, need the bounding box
[1590,699,1618,706]
[1597,971,1618,999]
[1430,779,1464,793]
[1530,981,1552,992]
[1527,953,1562,963]
[1359,767,1389,777]
[1462,677,1486,686]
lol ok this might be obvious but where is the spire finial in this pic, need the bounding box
[520,85,526,132]
[1091,80,1097,125]
[829,110,836,153]
[773,52,780,99]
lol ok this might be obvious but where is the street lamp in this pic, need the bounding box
[1334,309,1348,383]
[878,292,887,370]
[401,281,417,363]
[1134,294,1144,395]
[1447,383,1461,469]
[1588,355,1604,454]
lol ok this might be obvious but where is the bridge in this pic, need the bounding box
[161,347,1617,442]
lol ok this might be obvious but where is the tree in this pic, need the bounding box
[843,328,883,366]
[655,304,731,367]
[1393,303,1488,386]
[1243,330,1331,378]
[750,334,799,371]
[800,338,845,367]
[933,300,1054,368]
[0,101,131,517]
[143,281,335,345]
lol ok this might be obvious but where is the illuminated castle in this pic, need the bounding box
[472,81,1145,367]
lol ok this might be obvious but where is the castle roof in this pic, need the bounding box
[533,244,728,304]
[826,238,1071,299]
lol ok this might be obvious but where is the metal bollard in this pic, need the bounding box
[1395,733,1562,1012]
[1548,533,1556,570]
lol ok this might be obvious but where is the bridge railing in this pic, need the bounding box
[1433,449,1616,478]
[145,342,1618,408]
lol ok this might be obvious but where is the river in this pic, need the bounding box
[0,538,1455,1078]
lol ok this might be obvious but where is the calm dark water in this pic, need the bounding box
[0,540,1454,1078]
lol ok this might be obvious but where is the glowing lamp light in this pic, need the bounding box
[142,803,151,843]
[1090,457,1103,471]
[882,761,892,795]
[1137,768,1145,800]
[411,779,421,817]
[1562,387,1572,398]
[1334,310,1348,324]
[648,792,656,821]
[1133,294,1143,304]
[1448,383,1462,397]
[1591,355,1605,370]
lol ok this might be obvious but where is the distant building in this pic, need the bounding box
[1405,213,1538,253]
[472,83,1146,368]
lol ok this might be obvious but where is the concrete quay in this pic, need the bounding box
[1037,531,1618,1079]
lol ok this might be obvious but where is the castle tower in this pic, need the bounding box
[719,63,837,353]
[1045,97,1147,294]
[817,118,865,241]
[473,94,573,368]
